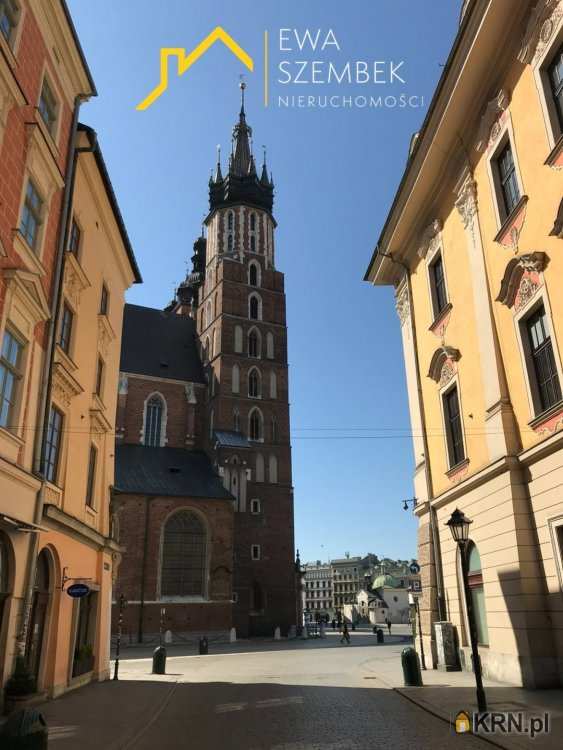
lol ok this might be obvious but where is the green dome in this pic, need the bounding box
[373,574,399,589]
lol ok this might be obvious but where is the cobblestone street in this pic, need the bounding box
[38,630,493,750]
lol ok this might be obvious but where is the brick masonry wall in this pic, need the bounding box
[113,493,234,638]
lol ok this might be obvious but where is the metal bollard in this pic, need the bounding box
[0,709,48,748]
[152,645,167,674]
[401,646,423,686]
[199,636,209,655]
[376,628,384,644]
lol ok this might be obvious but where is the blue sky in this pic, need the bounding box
[68,0,461,564]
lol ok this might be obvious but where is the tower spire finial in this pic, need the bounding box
[239,75,246,115]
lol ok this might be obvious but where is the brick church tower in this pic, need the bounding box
[176,84,296,636]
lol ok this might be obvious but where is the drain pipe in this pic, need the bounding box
[377,250,446,621]
[17,94,92,654]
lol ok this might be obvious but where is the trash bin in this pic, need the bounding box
[401,646,423,686]
[0,708,48,749]
[376,628,384,644]
[152,645,167,674]
[199,636,209,655]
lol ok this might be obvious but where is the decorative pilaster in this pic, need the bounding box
[454,163,519,459]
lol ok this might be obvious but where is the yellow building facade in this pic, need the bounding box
[32,125,140,697]
[366,0,563,687]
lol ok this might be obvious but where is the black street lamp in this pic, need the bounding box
[446,508,487,712]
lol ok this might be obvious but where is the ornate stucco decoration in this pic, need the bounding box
[98,314,116,358]
[417,219,443,259]
[89,407,112,436]
[496,252,547,308]
[454,171,478,230]
[52,363,83,408]
[395,283,410,326]
[439,360,456,388]
[63,253,90,309]
[428,346,461,383]
[518,0,563,66]
[475,89,510,153]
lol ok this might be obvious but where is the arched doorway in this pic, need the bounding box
[26,549,51,681]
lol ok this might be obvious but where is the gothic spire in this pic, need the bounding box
[214,144,223,182]
[231,81,253,177]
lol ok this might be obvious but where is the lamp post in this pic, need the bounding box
[446,508,487,712]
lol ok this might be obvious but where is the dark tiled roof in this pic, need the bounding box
[214,431,250,449]
[120,304,204,383]
[115,445,233,500]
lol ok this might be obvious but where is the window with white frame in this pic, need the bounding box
[20,179,44,251]
[145,395,165,446]
[38,76,58,137]
[68,217,81,256]
[442,384,465,468]
[248,261,260,287]
[44,405,63,483]
[520,303,562,416]
[251,544,261,561]
[248,367,261,398]
[249,293,261,321]
[250,498,261,514]
[494,139,521,220]
[0,328,24,429]
[248,328,261,358]
[249,408,263,441]
[0,0,20,47]
[548,41,563,134]
[429,252,448,319]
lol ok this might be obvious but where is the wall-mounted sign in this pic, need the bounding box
[67,583,90,598]
[409,562,421,575]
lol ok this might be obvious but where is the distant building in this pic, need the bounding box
[303,561,332,619]
[331,556,363,612]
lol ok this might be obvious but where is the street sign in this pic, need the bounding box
[67,583,90,598]
[409,562,421,575]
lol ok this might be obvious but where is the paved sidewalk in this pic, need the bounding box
[359,648,563,750]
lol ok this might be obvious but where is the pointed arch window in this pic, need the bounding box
[227,233,233,252]
[232,364,240,394]
[227,211,234,231]
[249,262,260,287]
[249,293,261,321]
[206,301,212,328]
[271,415,278,442]
[249,408,263,441]
[161,511,206,598]
[270,371,277,399]
[233,408,241,432]
[250,235,256,252]
[248,328,261,358]
[248,368,261,398]
[145,395,165,447]
[250,212,256,232]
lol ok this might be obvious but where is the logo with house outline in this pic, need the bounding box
[137,27,254,110]
[454,710,472,734]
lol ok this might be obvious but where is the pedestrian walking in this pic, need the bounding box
[340,622,351,645]
[386,617,392,635]
[332,618,336,631]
